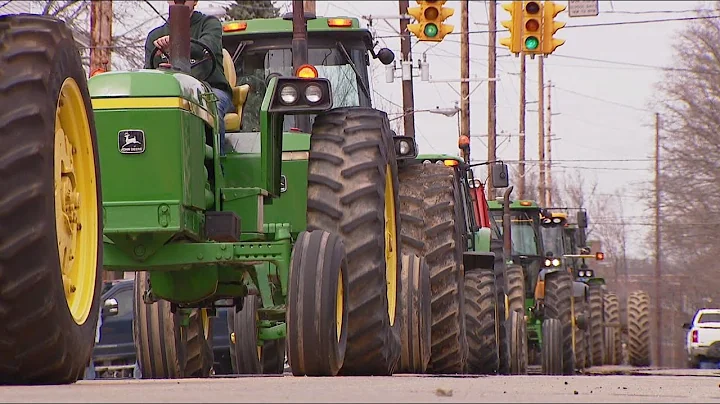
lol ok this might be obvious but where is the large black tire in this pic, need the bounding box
[603,292,620,365]
[587,284,604,366]
[397,162,467,374]
[464,269,499,374]
[228,295,285,374]
[492,239,509,374]
[306,108,401,376]
[500,264,526,374]
[543,271,575,375]
[287,230,348,376]
[541,318,562,375]
[0,15,103,385]
[398,254,432,373]
[505,309,528,375]
[133,272,213,379]
[627,291,651,367]
[574,296,587,370]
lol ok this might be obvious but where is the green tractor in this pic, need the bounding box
[219,11,510,376]
[397,154,511,374]
[89,4,420,379]
[488,199,578,375]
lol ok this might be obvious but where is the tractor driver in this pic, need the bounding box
[144,0,234,154]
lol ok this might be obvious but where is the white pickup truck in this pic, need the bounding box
[684,308,720,368]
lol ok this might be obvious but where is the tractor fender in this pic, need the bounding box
[537,267,562,282]
[463,251,495,272]
[535,267,563,300]
[572,281,589,301]
[472,228,492,253]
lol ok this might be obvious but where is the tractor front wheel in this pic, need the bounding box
[543,271,575,375]
[133,272,213,379]
[0,15,103,385]
[228,295,284,374]
[397,254,432,373]
[307,107,401,376]
[603,292,621,365]
[574,296,587,371]
[465,269,499,374]
[287,230,348,376]
[588,284,604,366]
[500,265,526,374]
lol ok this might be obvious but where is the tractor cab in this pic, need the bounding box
[539,211,569,271]
[488,199,545,297]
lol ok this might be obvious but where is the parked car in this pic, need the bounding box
[683,308,720,368]
[90,279,233,378]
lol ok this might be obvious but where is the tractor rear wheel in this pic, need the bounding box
[397,162,468,374]
[541,318,563,375]
[492,239,509,374]
[627,291,651,367]
[397,254,432,373]
[133,272,213,378]
[543,271,575,375]
[228,295,284,374]
[287,230,348,376]
[500,264,526,374]
[603,292,620,365]
[574,296,587,371]
[464,269,499,374]
[506,309,528,375]
[0,15,103,385]
[588,284,604,366]
[307,108,401,376]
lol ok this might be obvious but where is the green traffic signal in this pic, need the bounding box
[424,23,439,37]
[525,36,539,50]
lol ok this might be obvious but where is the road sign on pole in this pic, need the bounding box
[567,0,599,17]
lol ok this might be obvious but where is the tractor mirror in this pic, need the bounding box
[103,298,119,317]
[492,163,509,188]
[577,211,588,228]
[580,246,591,255]
[682,322,691,330]
[376,48,395,65]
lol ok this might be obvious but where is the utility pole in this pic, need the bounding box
[518,52,527,199]
[537,56,546,204]
[654,111,662,368]
[399,0,416,138]
[302,0,316,14]
[90,0,113,75]
[487,0,498,199]
[545,79,553,206]
[460,0,470,161]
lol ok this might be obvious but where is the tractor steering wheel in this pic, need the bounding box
[150,38,218,82]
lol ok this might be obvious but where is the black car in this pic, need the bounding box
[91,279,233,378]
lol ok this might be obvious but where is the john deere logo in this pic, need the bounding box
[118,130,145,154]
[280,175,287,193]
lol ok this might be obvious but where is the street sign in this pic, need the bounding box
[568,0,599,17]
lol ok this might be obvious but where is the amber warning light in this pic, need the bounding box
[223,22,247,33]
[296,64,319,79]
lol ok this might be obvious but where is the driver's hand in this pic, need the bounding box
[154,35,171,52]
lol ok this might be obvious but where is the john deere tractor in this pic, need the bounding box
[88,3,423,379]
[397,154,510,375]
[0,13,105,385]
[488,199,579,375]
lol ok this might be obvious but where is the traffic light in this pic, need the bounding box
[541,1,567,55]
[521,1,543,55]
[499,1,523,54]
[407,1,455,42]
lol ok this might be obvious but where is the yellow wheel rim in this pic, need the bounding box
[54,77,99,326]
[384,164,397,326]
[201,309,211,340]
[336,271,344,342]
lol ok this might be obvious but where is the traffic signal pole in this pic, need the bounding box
[538,55,546,204]
[487,0,498,199]
[518,52,526,199]
[399,0,416,139]
[460,0,470,160]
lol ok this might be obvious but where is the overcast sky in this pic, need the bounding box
[125,1,717,257]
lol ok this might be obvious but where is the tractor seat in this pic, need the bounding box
[221,48,250,132]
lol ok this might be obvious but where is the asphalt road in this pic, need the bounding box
[2,368,720,403]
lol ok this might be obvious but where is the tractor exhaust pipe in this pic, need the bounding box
[291,0,309,72]
[502,186,514,262]
[169,1,191,74]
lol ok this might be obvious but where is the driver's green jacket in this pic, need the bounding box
[144,11,232,98]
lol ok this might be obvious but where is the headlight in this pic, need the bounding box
[305,84,323,103]
[552,217,562,224]
[586,269,594,277]
[578,270,585,277]
[436,160,444,165]
[544,259,552,267]
[280,85,298,105]
[552,259,561,267]
[542,218,551,224]
[399,140,410,155]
